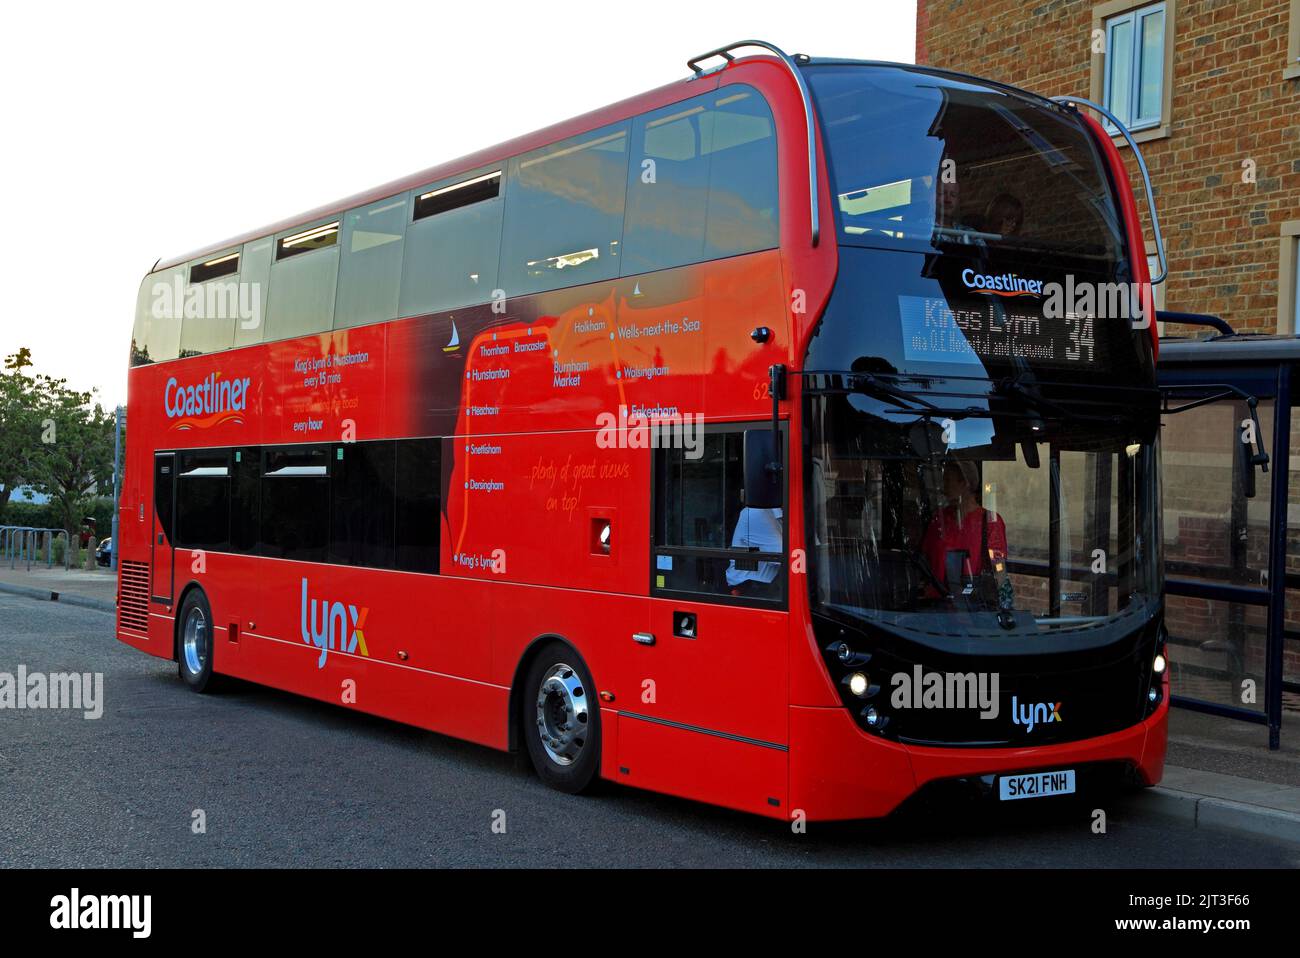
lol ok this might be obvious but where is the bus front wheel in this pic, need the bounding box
[522,642,601,794]
[177,589,218,694]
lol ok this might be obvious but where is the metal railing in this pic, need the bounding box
[1,526,72,571]
[687,40,821,247]
[1051,94,1167,286]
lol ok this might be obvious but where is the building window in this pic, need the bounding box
[1091,0,1174,140]
[1280,222,1300,335]
[1103,2,1167,131]
[1288,0,1300,80]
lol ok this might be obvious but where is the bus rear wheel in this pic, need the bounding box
[523,642,600,794]
[177,589,218,694]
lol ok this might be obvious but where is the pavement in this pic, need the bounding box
[0,568,1296,860]
[0,563,116,611]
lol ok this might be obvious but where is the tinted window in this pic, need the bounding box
[132,267,184,366]
[330,441,396,567]
[622,85,779,275]
[232,237,272,349]
[806,65,1125,270]
[394,438,440,573]
[335,198,406,329]
[653,429,784,602]
[154,454,175,540]
[260,445,330,562]
[701,87,780,259]
[500,123,630,295]
[175,449,230,549]
[189,251,239,284]
[179,254,240,358]
[623,101,711,274]
[230,447,260,552]
[277,222,340,258]
[266,222,340,340]
[399,168,504,316]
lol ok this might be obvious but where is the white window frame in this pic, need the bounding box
[1280,222,1300,336]
[1288,0,1300,80]
[1102,1,1167,133]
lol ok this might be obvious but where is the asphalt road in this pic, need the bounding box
[1,594,1296,868]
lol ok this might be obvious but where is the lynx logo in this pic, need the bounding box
[300,578,369,668]
[1011,696,1062,733]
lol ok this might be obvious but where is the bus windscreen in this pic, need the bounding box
[806,65,1127,271]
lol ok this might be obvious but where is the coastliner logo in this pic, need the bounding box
[961,268,1045,298]
[300,578,369,668]
[1011,695,1063,733]
[164,372,251,430]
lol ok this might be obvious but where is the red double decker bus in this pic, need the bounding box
[118,41,1169,819]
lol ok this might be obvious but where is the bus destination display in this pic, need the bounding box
[898,294,1099,368]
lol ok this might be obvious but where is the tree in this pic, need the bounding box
[26,370,115,539]
[0,349,40,524]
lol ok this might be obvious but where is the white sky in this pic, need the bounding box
[1,1,916,409]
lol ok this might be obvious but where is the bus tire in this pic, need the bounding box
[522,642,600,794]
[176,588,218,694]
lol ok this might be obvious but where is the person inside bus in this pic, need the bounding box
[920,461,1008,601]
[982,192,1024,237]
[726,507,783,598]
[931,164,981,242]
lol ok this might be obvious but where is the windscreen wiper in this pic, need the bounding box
[847,373,940,413]
[993,375,1130,425]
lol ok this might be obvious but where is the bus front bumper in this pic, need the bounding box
[788,693,1168,822]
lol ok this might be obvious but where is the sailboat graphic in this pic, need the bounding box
[442,319,461,353]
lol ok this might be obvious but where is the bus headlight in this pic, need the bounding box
[825,640,870,668]
[847,672,870,697]
[863,706,881,726]
[1153,653,1166,675]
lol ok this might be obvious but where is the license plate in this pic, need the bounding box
[998,769,1076,801]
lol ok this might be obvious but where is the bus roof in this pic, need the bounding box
[152,69,725,274]
[151,55,1067,276]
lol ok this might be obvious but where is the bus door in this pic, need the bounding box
[619,425,790,814]
[150,452,176,605]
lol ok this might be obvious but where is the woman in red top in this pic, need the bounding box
[921,461,1007,597]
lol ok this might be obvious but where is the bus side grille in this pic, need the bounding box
[118,561,150,634]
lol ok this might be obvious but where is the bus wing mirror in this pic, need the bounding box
[743,429,782,510]
[1162,383,1270,494]
[1239,428,1257,500]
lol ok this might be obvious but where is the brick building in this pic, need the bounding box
[916,0,1300,335]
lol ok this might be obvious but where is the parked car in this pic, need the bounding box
[95,537,112,567]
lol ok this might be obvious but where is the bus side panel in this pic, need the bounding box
[490,585,648,733]
[615,714,790,819]
[224,627,509,750]
[789,705,917,821]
